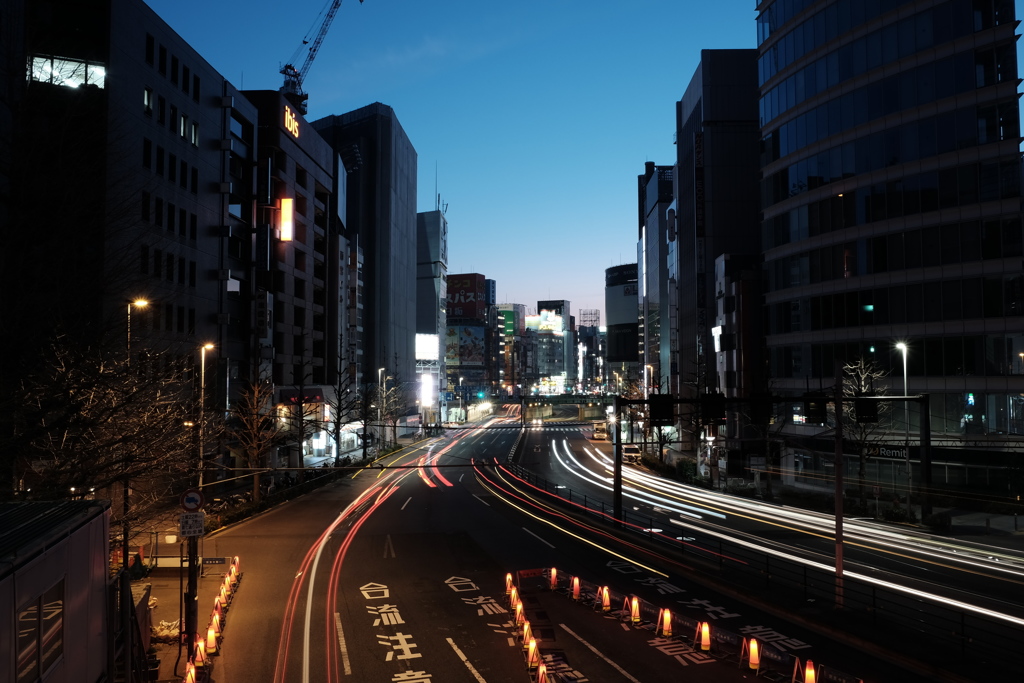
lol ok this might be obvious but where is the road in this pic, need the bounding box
[196,419,937,682]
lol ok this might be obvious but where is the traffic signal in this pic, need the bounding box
[855,396,879,423]
[703,393,726,423]
[649,394,674,426]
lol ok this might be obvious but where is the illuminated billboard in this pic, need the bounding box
[526,310,564,336]
[446,273,487,321]
[445,325,485,366]
[415,333,440,361]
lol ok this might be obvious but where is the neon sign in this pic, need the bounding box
[284,105,300,138]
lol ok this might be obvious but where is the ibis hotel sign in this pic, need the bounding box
[284,105,300,138]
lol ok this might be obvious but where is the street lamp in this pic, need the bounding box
[198,344,214,489]
[378,368,385,449]
[895,342,910,497]
[126,299,148,363]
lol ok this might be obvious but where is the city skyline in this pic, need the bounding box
[146,0,757,316]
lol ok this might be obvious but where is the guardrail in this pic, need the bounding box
[501,462,1022,681]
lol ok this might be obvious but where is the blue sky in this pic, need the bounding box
[147,0,758,318]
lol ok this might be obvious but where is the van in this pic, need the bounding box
[592,422,608,440]
[622,444,642,464]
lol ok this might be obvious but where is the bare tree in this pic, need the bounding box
[14,336,194,559]
[227,370,287,503]
[323,347,363,466]
[839,357,892,498]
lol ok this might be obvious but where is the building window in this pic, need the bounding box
[178,257,185,284]
[189,213,197,240]
[155,146,164,176]
[180,160,187,189]
[164,304,173,330]
[168,154,176,183]
[154,198,163,226]
[166,254,174,282]
[167,202,175,232]
[182,66,190,94]
[188,308,196,334]
[141,191,150,220]
[192,74,200,102]
[157,96,165,124]
[190,121,199,146]
[179,207,187,236]
[29,55,105,88]
[144,87,152,115]
[189,261,196,287]
[153,249,163,277]
[180,114,188,139]
[177,306,185,332]
[169,105,177,132]
[145,34,154,65]
[170,56,178,85]
[190,168,198,194]
[140,245,149,274]
[142,138,152,168]
[158,46,166,75]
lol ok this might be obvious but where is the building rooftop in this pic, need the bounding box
[0,500,110,579]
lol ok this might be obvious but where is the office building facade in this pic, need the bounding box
[758,1,1023,482]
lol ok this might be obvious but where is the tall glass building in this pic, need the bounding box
[757,1,1022,478]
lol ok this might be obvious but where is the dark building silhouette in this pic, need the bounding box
[757,1,1023,485]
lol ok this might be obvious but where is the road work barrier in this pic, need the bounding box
[182,555,243,682]
[506,567,864,683]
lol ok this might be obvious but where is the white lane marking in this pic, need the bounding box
[303,532,332,683]
[523,527,555,548]
[383,534,396,558]
[558,624,641,683]
[334,612,352,675]
[445,637,488,682]
[472,494,491,507]
[401,497,412,510]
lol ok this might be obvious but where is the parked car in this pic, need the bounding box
[622,444,642,464]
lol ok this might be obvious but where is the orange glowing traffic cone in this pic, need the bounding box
[629,596,640,623]
[659,608,672,637]
[514,601,525,626]
[222,574,232,600]
[232,555,240,573]
[804,659,816,683]
[748,638,760,670]
[600,586,611,612]
[230,564,239,586]
[205,625,218,655]
[535,662,548,682]
[219,584,229,609]
[699,622,711,651]
[211,611,222,637]
[508,586,519,608]
[526,638,539,670]
[571,576,580,601]
[213,596,223,622]
[549,567,557,591]
[505,572,514,595]
[194,639,207,669]
[183,662,196,683]
[521,620,532,648]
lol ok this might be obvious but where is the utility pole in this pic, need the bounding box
[834,362,844,610]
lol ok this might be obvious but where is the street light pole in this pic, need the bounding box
[459,376,464,422]
[378,368,385,449]
[126,299,148,365]
[896,342,911,500]
[198,344,214,490]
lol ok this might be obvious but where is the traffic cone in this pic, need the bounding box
[505,572,514,595]
[183,662,196,683]
[699,622,711,651]
[571,576,580,601]
[535,662,547,682]
[219,584,229,610]
[205,625,218,655]
[748,638,760,670]
[223,573,232,599]
[804,660,816,683]
[194,639,206,669]
[514,602,525,626]
[526,638,539,670]
[549,567,557,591]
[521,620,532,648]
[211,611,222,637]
[629,596,640,623]
[508,586,518,608]
[659,608,672,637]
[600,586,610,612]
[213,596,223,623]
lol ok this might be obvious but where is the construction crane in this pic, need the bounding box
[280,0,364,115]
